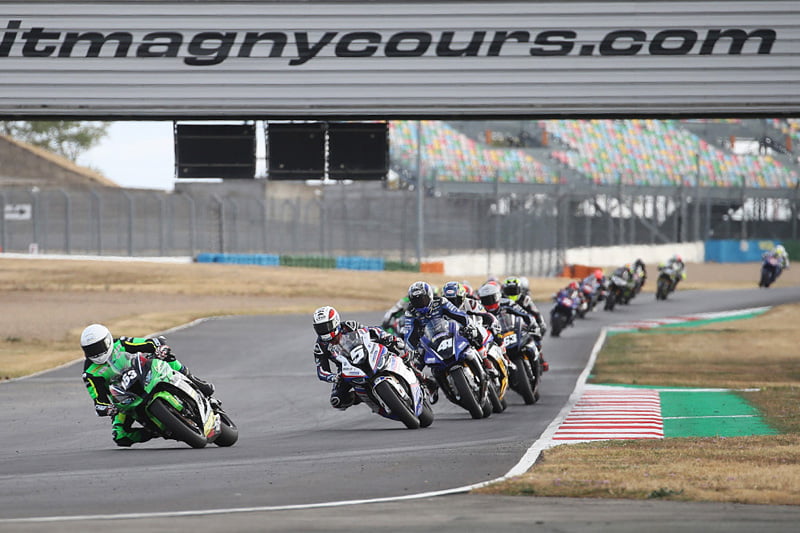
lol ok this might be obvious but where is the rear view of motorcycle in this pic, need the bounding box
[109,353,238,449]
[420,317,492,419]
[335,329,433,429]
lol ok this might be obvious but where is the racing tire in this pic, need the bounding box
[511,357,536,405]
[656,279,669,300]
[149,397,207,449]
[760,269,772,288]
[488,381,505,413]
[213,409,239,447]
[375,380,420,429]
[481,395,493,418]
[527,357,542,403]
[419,400,434,428]
[450,367,485,419]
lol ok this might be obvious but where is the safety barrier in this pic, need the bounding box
[559,264,604,278]
[195,253,418,272]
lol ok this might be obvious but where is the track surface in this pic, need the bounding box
[2,286,800,531]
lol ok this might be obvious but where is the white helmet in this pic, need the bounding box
[313,306,341,342]
[776,244,786,255]
[81,324,114,364]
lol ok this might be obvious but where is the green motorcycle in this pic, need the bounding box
[109,353,238,449]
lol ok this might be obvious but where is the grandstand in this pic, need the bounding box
[389,120,561,185]
[389,119,800,190]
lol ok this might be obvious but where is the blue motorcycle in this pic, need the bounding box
[419,318,492,419]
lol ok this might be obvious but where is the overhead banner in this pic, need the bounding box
[0,1,798,117]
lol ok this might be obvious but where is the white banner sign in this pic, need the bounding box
[0,2,798,117]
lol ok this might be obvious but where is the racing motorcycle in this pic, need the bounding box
[575,284,593,318]
[419,318,492,419]
[495,311,541,404]
[470,320,509,413]
[109,353,238,449]
[759,255,781,288]
[604,273,628,311]
[334,329,433,429]
[656,265,679,300]
[550,291,576,337]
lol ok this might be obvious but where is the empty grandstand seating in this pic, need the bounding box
[390,120,560,184]
[539,119,799,188]
[389,119,800,189]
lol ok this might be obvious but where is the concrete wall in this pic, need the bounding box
[432,242,705,277]
[0,135,115,187]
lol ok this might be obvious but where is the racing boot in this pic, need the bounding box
[411,365,439,404]
[179,367,215,397]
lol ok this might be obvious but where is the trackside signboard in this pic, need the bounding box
[0,1,798,118]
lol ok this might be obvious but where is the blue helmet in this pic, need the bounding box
[441,281,465,308]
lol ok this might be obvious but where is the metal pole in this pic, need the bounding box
[212,194,225,254]
[89,188,102,255]
[693,152,701,242]
[121,190,134,256]
[58,188,71,254]
[415,120,424,266]
[0,192,6,253]
[185,193,196,257]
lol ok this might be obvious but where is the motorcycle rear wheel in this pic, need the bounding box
[375,380,420,429]
[149,397,207,449]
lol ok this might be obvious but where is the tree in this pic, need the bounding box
[0,121,109,162]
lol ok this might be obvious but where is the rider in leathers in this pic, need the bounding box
[478,282,548,371]
[501,277,548,336]
[313,306,409,409]
[403,281,483,371]
[81,324,214,447]
[441,281,502,343]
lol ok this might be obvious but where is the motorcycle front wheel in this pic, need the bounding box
[149,397,207,449]
[213,409,239,447]
[374,380,420,429]
[450,366,485,419]
[487,381,505,413]
[510,356,536,405]
[418,400,434,428]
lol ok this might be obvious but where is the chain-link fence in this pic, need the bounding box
[1,181,798,276]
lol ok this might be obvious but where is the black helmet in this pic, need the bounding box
[408,281,434,312]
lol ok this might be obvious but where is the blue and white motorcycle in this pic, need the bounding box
[334,329,433,429]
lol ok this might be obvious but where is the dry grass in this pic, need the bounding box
[479,435,800,505]
[591,304,800,388]
[478,303,800,505]
[0,257,569,379]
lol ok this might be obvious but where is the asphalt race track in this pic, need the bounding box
[2,286,800,532]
